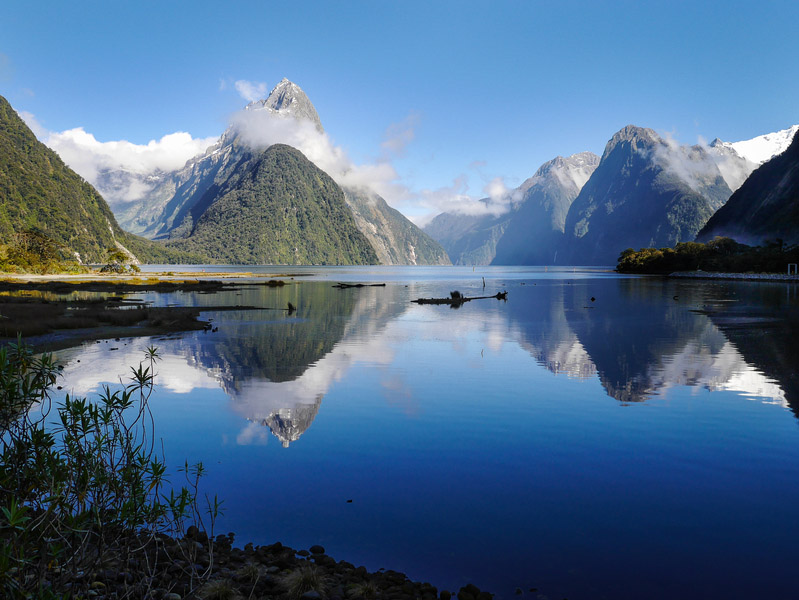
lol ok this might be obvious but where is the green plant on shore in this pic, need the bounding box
[199,578,242,600]
[348,579,379,599]
[100,246,142,275]
[0,337,220,598]
[281,564,329,599]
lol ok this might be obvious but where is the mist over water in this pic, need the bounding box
[53,267,799,600]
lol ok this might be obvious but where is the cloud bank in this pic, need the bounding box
[230,102,517,222]
[20,81,500,221]
[229,105,412,209]
[19,112,218,207]
[651,133,756,194]
[234,79,269,103]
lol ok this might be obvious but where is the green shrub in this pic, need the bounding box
[0,338,220,598]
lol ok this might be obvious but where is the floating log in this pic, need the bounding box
[411,291,508,305]
[332,283,387,289]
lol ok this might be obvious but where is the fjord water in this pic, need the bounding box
[55,267,799,600]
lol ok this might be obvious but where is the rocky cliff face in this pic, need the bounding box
[343,187,450,265]
[245,78,324,133]
[561,125,732,265]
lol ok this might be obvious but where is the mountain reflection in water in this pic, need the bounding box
[51,269,799,600]
[58,275,798,440]
[506,277,793,407]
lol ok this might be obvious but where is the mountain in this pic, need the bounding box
[696,127,799,246]
[116,79,325,239]
[424,152,599,265]
[245,77,324,132]
[493,152,599,264]
[561,125,732,265]
[423,210,507,265]
[343,187,450,265]
[0,94,200,265]
[163,144,378,265]
[115,79,447,264]
[0,94,133,263]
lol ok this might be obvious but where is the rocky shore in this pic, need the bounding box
[56,527,493,600]
[668,270,799,281]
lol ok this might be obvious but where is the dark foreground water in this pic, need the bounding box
[51,267,799,600]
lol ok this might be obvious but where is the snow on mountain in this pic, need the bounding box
[707,124,798,192]
[244,78,323,132]
[727,124,799,164]
[711,125,799,166]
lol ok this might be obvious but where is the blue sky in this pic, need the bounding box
[2,0,797,221]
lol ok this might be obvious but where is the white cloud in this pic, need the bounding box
[380,112,419,158]
[229,106,414,206]
[31,122,217,206]
[650,132,740,194]
[47,128,217,177]
[18,111,47,139]
[234,79,269,102]
[410,172,522,223]
[229,106,513,222]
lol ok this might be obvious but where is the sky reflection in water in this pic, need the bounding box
[53,268,799,600]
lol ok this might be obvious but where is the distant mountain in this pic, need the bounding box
[561,125,732,265]
[714,125,799,165]
[706,124,798,192]
[0,94,199,265]
[696,127,799,246]
[493,152,599,264]
[163,144,378,265]
[423,210,506,266]
[116,79,447,264]
[343,187,450,265]
[424,152,599,265]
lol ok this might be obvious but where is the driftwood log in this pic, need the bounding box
[412,291,508,306]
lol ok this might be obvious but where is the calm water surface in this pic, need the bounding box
[52,267,799,600]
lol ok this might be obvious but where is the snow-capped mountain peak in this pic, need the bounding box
[245,78,323,132]
[713,124,799,165]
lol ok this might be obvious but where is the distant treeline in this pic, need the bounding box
[616,237,799,274]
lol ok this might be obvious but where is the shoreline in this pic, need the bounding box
[0,276,292,351]
[668,271,799,282]
[12,525,494,600]
[0,270,301,283]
